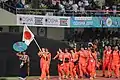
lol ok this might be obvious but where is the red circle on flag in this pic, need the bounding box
[24,31,31,40]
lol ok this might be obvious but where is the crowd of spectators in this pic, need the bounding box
[0,0,24,8]
[66,28,120,59]
[66,29,120,46]
[0,0,120,15]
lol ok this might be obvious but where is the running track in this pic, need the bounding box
[29,76,120,80]
[1,76,119,80]
[28,70,120,80]
[1,71,120,80]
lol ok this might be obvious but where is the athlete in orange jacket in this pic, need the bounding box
[53,49,64,80]
[73,48,79,76]
[64,48,71,78]
[111,46,120,78]
[87,48,97,80]
[78,47,88,78]
[102,46,108,76]
[102,46,112,77]
[70,49,79,80]
[45,48,51,79]
[63,48,71,79]
[86,47,92,77]
[38,48,48,80]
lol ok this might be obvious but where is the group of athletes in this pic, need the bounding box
[38,43,120,80]
[16,43,120,80]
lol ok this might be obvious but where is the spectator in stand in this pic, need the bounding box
[78,0,83,7]
[72,1,78,13]
[39,1,48,9]
[105,5,109,15]
[61,0,67,6]
[65,0,72,13]
[24,3,31,8]
[68,0,73,10]
[16,0,24,8]
[83,0,89,10]
[23,0,31,8]
[54,2,61,12]
[78,0,85,13]
[0,0,8,3]
[59,2,65,13]
[69,0,73,5]
[112,3,117,15]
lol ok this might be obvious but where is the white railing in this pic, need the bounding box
[16,8,120,16]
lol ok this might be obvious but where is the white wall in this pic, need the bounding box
[0,8,16,25]
[47,27,64,40]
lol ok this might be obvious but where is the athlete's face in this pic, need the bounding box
[74,48,76,51]
[84,47,87,50]
[70,50,73,53]
[114,46,118,50]
[42,48,45,52]
[46,48,48,52]
[23,52,26,55]
[81,48,84,51]
[65,49,68,52]
[104,46,108,50]
[108,46,111,50]
[88,47,91,51]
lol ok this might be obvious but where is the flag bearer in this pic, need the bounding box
[16,52,29,80]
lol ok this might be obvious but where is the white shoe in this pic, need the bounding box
[43,78,46,80]
[47,75,50,79]
[23,77,26,80]
[59,77,62,80]
[90,77,94,80]
[94,74,96,78]
[18,77,24,80]
[75,75,78,79]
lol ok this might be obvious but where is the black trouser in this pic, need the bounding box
[20,63,27,78]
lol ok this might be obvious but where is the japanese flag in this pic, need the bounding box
[22,25,34,46]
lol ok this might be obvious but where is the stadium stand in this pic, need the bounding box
[0,0,120,16]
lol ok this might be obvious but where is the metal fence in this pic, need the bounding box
[16,8,120,16]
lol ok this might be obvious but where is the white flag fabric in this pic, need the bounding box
[22,25,34,46]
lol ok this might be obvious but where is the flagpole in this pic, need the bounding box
[33,38,41,50]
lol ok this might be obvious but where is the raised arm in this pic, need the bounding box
[16,53,23,58]
[48,53,51,65]
[49,53,51,62]
[38,51,43,57]
[53,51,59,59]
[16,53,20,56]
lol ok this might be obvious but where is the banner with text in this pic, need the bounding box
[70,17,101,27]
[70,17,120,27]
[17,14,70,27]
[98,17,120,27]
[17,15,120,27]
